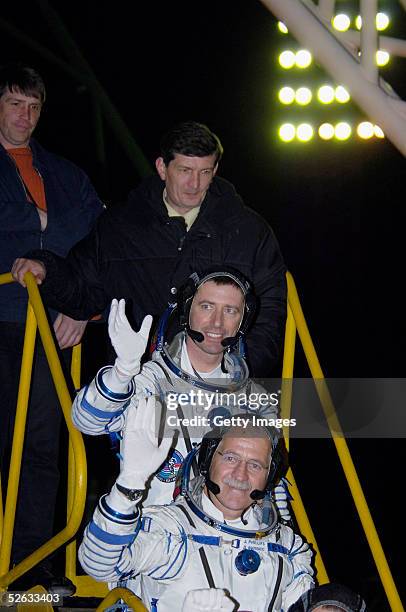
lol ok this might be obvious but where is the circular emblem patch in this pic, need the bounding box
[156,448,184,483]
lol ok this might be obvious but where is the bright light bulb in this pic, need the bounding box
[376,13,389,31]
[376,50,390,66]
[297,123,314,142]
[278,87,295,105]
[374,125,385,138]
[355,15,362,30]
[318,123,335,140]
[295,87,312,105]
[318,85,335,104]
[335,85,350,103]
[279,124,295,142]
[295,50,312,68]
[332,14,350,32]
[335,122,352,140]
[279,50,296,69]
[357,121,374,139]
[278,21,288,34]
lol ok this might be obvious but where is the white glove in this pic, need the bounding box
[108,298,153,378]
[117,396,175,490]
[273,477,293,523]
[182,588,235,612]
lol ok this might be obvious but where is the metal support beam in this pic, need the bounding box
[360,0,379,82]
[259,0,406,156]
[318,0,335,22]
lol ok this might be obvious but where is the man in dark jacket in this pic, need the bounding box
[0,63,103,591]
[12,121,286,376]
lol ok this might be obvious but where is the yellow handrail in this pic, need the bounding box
[96,587,148,611]
[281,303,329,584]
[284,271,404,611]
[0,272,87,590]
[65,346,108,597]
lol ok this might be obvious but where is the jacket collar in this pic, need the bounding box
[130,173,243,232]
[0,137,46,169]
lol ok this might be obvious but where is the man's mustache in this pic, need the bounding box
[223,476,250,491]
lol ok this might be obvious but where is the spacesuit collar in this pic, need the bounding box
[201,491,259,530]
[183,474,278,539]
[156,333,250,393]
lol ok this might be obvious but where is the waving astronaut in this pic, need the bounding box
[79,404,314,611]
[72,267,291,513]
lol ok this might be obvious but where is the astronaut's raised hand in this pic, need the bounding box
[105,298,152,388]
[182,588,236,612]
[117,395,174,490]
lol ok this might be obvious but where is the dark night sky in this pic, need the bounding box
[1,2,405,609]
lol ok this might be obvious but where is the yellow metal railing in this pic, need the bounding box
[281,296,329,584]
[0,272,87,592]
[283,271,404,612]
[96,587,148,611]
[65,344,108,597]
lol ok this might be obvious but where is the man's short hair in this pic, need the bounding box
[160,120,223,166]
[202,274,243,294]
[0,63,46,104]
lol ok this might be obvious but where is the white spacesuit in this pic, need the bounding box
[73,269,283,508]
[79,399,314,612]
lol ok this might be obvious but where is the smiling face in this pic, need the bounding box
[0,88,42,149]
[155,153,218,215]
[207,434,272,520]
[186,280,244,372]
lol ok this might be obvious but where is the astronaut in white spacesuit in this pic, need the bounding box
[72,268,289,512]
[79,406,314,611]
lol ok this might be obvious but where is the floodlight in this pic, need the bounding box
[376,50,390,66]
[376,13,389,31]
[278,21,288,34]
[318,123,335,140]
[295,87,312,105]
[318,85,335,104]
[332,14,350,32]
[335,122,352,140]
[278,87,295,104]
[279,123,295,142]
[295,50,312,68]
[297,123,314,141]
[279,50,296,69]
[335,86,350,103]
[374,125,385,138]
[357,121,374,139]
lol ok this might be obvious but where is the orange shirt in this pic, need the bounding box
[8,147,47,211]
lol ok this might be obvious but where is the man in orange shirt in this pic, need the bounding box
[0,62,103,593]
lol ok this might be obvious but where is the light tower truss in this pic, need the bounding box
[259,0,406,155]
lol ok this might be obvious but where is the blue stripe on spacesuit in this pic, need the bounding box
[267,543,290,555]
[88,520,137,545]
[190,534,221,546]
[99,495,139,524]
[293,570,308,579]
[150,598,159,612]
[290,540,308,555]
[96,366,135,401]
[81,388,127,418]
[148,527,188,580]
